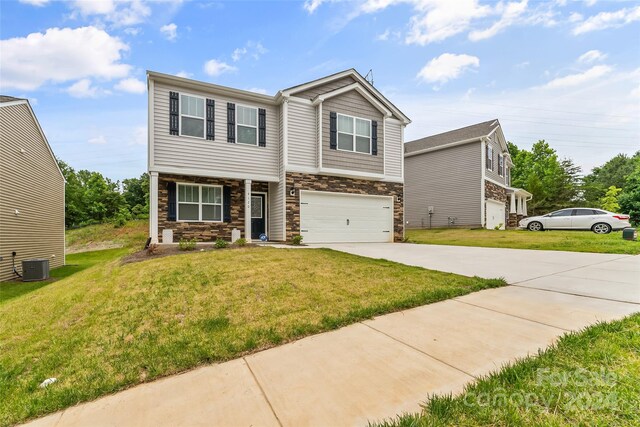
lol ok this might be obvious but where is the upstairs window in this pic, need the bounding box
[337,113,371,154]
[178,184,222,222]
[506,166,510,185]
[498,154,504,176]
[486,145,494,171]
[237,105,258,145]
[180,94,205,138]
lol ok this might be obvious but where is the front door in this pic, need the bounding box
[251,194,266,240]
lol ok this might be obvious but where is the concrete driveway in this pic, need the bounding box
[25,245,639,427]
[316,243,640,304]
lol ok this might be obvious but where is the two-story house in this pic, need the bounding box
[147,69,410,244]
[404,119,532,230]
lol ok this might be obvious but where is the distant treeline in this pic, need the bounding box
[58,161,149,228]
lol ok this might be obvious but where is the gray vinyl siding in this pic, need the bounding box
[152,82,280,179]
[0,103,65,282]
[322,90,384,174]
[384,120,403,180]
[484,133,507,185]
[268,107,285,241]
[292,76,357,101]
[287,101,316,168]
[405,142,482,229]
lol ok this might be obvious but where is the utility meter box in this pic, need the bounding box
[622,228,637,241]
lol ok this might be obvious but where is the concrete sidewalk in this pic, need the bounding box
[25,249,639,427]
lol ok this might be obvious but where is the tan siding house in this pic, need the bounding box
[148,69,410,244]
[404,119,531,230]
[0,96,65,282]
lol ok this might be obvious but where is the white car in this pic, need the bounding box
[519,208,631,234]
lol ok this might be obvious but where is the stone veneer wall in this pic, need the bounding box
[157,174,268,242]
[285,172,404,242]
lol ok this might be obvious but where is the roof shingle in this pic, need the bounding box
[405,119,500,154]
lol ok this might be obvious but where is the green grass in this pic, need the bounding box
[374,313,640,427]
[66,219,148,252]
[407,228,640,255]
[0,247,504,426]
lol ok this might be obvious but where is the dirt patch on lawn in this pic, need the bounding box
[121,243,258,265]
[67,241,124,254]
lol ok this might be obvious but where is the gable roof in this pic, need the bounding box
[405,119,500,154]
[279,68,411,124]
[0,96,65,181]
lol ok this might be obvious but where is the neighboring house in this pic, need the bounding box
[0,96,65,281]
[404,119,532,230]
[147,69,410,244]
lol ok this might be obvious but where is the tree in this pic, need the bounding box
[122,173,149,218]
[619,158,640,225]
[600,186,621,212]
[582,152,640,206]
[508,141,582,215]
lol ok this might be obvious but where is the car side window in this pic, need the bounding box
[594,210,607,215]
[574,209,594,216]
[550,209,573,217]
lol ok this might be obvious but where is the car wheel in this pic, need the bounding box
[592,223,612,234]
[528,221,543,231]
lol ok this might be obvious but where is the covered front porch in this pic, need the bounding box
[507,187,532,228]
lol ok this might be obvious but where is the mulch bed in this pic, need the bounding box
[121,243,259,265]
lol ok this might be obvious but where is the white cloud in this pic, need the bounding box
[160,23,177,41]
[67,79,100,98]
[573,5,640,35]
[88,135,108,145]
[303,0,326,13]
[203,59,237,77]
[232,41,267,62]
[406,0,492,45]
[70,0,152,27]
[469,0,528,41]
[19,0,50,6]
[417,53,480,85]
[123,27,141,36]
[515,61,530,69]
[376,29,391,41]
[578,49,607,64]
[542,65,613,89]
[175,71,192,78]
[568,12,583,23]
[585,0,597,6]
[115,77,146,94]
[0,26,131,91]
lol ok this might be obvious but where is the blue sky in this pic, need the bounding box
[1,0,639,181]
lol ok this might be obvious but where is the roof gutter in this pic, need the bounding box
[404,135,484,158]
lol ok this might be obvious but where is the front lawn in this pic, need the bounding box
[0,247,504,426]
[375,313,640,426]
[407,228,640,255]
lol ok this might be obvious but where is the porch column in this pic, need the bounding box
[149,172,159,243]
[516,195,523,215]
[244,179,252,241]
[523,198,528,216]
[510,192,517,214]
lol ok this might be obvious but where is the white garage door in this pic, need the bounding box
[486,199,506,230]
[300,191,394,243]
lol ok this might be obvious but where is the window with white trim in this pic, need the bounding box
[178,184,223,222]
[337,113,371,154]
[180,95,205,138]
[506,166,510,185]
[498,154,504,176]
[236,105,258,145]
[486,145,494,171]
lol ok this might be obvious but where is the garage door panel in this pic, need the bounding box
[486,200,506,230]
[300,191,394,243]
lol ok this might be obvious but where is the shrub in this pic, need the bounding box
[291,235,303,246]
[215,238,228,249]
[112,207,131,228]
[178,238,197,251]
[234,238,247,247]
[494,223,504,230]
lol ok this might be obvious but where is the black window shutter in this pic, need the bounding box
[206,99,215,140]
[169,92,179,135]
[167,181,177,221]
[371,120,378,156]
[227,103,236,143]
[329,111,337,150]
[258,108,266,147]
[223,186,231,222]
